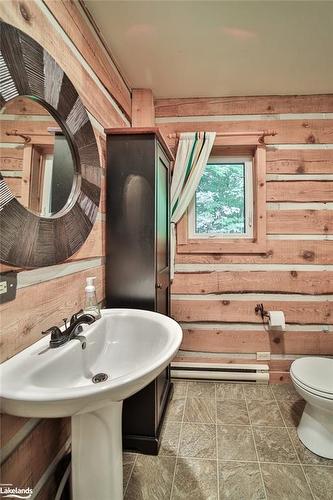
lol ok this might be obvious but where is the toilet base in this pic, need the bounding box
[297,402,333,459]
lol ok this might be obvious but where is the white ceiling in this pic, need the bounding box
[84,0,333,98]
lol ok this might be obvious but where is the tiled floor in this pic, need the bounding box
[123,381,333,499]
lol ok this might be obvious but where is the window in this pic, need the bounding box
[176,144,267,254]
[188,157,253,239]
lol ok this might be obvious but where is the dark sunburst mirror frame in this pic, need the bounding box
[0,22,101,268]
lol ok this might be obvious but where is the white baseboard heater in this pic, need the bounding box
[170,362,269,384]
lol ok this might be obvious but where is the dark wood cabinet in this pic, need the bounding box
[105,128,174,454]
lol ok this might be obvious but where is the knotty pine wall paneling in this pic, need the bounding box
[0,0,130,494]
[155,95,333,384]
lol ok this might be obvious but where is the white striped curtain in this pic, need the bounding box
[170,131,216,279]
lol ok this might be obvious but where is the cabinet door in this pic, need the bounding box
[156,145,170,316]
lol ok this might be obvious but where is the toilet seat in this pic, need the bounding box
[290,357,333,396]
[291,374,333,400]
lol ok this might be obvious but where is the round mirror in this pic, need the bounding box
[0,21,101,268]
[0,96,76,217]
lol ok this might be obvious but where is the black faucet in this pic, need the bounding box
[42,310,96,349]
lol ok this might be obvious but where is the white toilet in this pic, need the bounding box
[290,357,333,459]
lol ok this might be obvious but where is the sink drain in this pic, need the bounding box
[92,373,108,384]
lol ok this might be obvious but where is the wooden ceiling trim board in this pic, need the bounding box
[155,95,333,118]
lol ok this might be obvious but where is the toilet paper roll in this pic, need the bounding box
[268,311,285,331]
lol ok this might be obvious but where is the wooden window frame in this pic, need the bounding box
[176,144,267,254]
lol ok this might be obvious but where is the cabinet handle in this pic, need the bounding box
[156,283,162,289]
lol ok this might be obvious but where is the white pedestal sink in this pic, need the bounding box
[0,309,182,500]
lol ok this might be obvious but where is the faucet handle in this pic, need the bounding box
[41,326,62,339]
[70,309,84,325]
[41,326,67,348]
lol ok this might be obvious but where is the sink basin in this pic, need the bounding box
[0,308,183,500]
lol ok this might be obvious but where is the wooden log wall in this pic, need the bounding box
[155,95,333,384]
[0,0,130,495]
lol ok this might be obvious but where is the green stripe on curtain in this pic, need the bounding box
[171,132,198,216]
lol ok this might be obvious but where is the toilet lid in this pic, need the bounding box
[291,357,333,395]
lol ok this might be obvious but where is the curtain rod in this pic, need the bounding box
[168,130,277,144]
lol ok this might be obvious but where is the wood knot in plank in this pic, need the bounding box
[302,250,315,261]
[222,300,230,305]
[306,134,316,144]
[296,164,305,173]
[273,336,281,344]
[262,250,273,260]
[290,270,298,278]
[19,2,31,22]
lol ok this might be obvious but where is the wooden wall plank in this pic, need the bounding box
[269,371,291,384]
[171,299,332,324]
[159,120,333,148]
[180,329,333,355]
[175,240,333,265]
[3,177,22,198]
[266,149,333,174]
[267,181,333,202]
[1,418,69,489]
[70,220,104,261]
[0,119,57,141]
[0,0,128,127]
[0,414,28,448]
[43,0,131,119]
[0,148,23,170]
[0,432,33,488]
[155,95,333,117]
[267,210,332,234]
[32,418,70,485]
[35,475,59,500]
[3,97,49,115]
[173,271,333,295]
[0,266,104,362]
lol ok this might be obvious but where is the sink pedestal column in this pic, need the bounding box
[71,401,123,500]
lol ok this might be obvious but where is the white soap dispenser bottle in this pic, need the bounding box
[84,276,101,319]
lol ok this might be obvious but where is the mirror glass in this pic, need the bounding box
[0,96,76,217]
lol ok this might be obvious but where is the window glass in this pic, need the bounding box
[195,162,246,235]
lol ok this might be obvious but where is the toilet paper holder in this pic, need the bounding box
[255,303,269,320]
